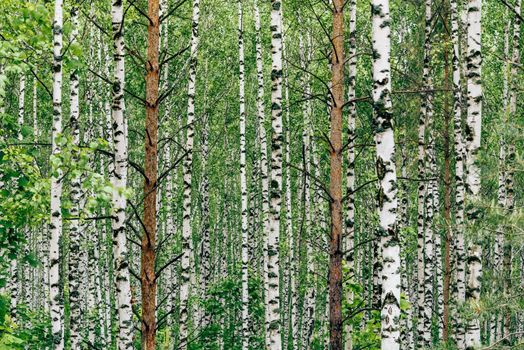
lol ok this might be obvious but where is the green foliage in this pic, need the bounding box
[0,295,51,349]
[186,272,264,350]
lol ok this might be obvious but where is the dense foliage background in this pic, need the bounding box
[0,0,523,348]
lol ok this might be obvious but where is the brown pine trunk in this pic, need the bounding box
[329,0,344,348]
[142,0,160,348]
[443,32,452,342]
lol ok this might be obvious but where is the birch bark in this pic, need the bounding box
[371,0,400,348]
[180,0,200,345]
[111,0,134,347]
[49,0,64,347]
[267,0,284,347]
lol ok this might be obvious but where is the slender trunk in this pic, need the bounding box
[10,72,27,322]
[502,1,520,343]
[300,33,315,349]
[464,0,483,346]
[32,78,38,141]
[416,2,429,343]
[111,0,134,347]
[141,0,160,348]
[180,0,200,345]
[253,0,271,343]
[87,230,97,345]
[200,116,211,328]
[49,0,64,347]
[18,74,25,140]
[328,1,345,349]
[371,0,400,348]
[433,170,444,340]
[450,0,466,345]
[420,0,434,345]
[9,257,17,322]
[238,2,249,348]
[399,148,412,349]
[68,3,82,348]
[443,35,452,342]
[281,6,292,346]
[344,1,357,348]
[493,22,509,343]
[102,37,115,349]
[268,0,284,347]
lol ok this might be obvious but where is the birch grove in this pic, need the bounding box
[2,0,524,349]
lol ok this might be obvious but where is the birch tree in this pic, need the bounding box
[49,0,64,347]
[180,0,200,345]
[371,0,400,348]
[238,1,249,347]
[450,0,467,345]
[67,2,82,348]
[110,0,134,347]
[267,0,284,347]
[464,0,483,347]
[344,1,357,348]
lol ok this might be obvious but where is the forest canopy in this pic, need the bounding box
[0,0,523,349]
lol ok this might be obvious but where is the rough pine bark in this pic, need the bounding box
[49,0,64,347]
[141,0,161,347]
[371,0,400,348]
[328,0,345,348]
[111,0,134,347]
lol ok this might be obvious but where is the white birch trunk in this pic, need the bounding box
[280,3,296,349]
[464,0,483,347]
[180,0,200,345]
[18,74,25,140]
[238,1,249,348]
[252,0,271,343]
[281,5,293,346]
[344,1,357,348]
[49,0,64,347]
[500,0,520,343]
[371,0,400,348]
[32,79,38,141]
[111,0,134,347]
[68,3,82,347]
[199,117,211,329]
[419,1,433,345]
[268,0,283,347]
[450,0,467,345]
